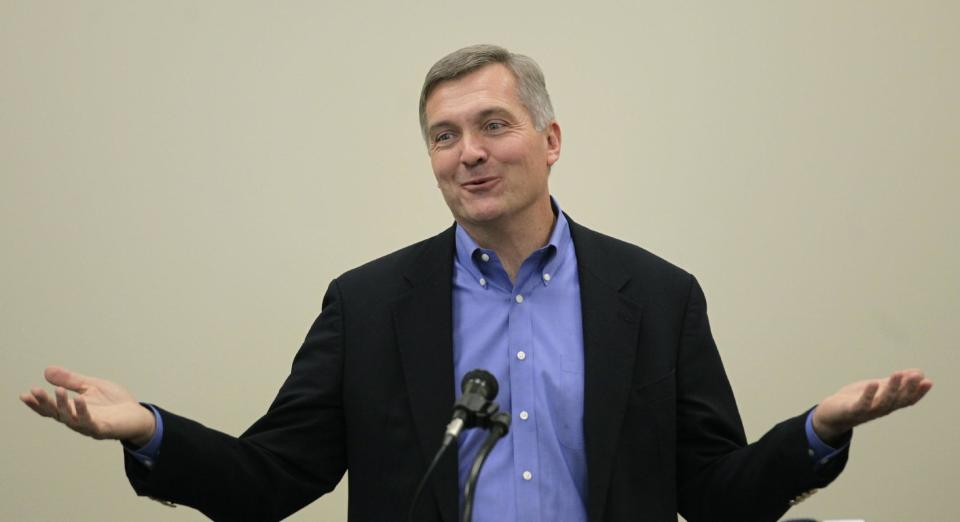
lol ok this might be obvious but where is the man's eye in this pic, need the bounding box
[435,132,454,143]
[486,121,505,131]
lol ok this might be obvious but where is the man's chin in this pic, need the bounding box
[454,205,507,227]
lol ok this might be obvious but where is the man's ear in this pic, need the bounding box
[545,121,562,167]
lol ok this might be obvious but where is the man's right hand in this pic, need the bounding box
[20,366,156,447]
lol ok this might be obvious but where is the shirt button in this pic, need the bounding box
[522,470,533,481]
[481,253,490,262]
[479,278,486,287]
[515,294,524,303]
[517,351,526,361]
[542,273,551,282]
[519,410,529,420]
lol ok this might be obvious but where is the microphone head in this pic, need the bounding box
[461,369,498,401]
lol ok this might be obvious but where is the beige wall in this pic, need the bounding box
[2,1,957,520]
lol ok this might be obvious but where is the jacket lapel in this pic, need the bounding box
[569,217,643,522]
[393,225,459,522]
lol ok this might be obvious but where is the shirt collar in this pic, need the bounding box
[454,197,572,288]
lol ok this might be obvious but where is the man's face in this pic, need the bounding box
[424,64,560,228]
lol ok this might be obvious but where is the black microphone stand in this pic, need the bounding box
[407,401,501,522]
[461,411,511,522]
[408,368,500,522]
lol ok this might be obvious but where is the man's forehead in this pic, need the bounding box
[424,64,520,122]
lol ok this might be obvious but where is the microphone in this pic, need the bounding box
[407,369,501,522]
[443,369,499,445]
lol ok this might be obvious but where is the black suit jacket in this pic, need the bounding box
[126,217,847,521]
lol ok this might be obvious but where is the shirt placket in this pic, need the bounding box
[509,272,540,522]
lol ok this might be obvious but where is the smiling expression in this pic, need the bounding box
[424,64,561,229]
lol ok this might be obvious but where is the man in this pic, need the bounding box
[21,45,932,522]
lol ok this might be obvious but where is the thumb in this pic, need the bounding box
[44,366,91,393]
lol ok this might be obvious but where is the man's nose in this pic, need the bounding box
[459,133,488,167]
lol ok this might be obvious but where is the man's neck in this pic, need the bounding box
[459,198,556,284]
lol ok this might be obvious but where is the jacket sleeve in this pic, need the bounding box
[675,276,849,522]
[124,279,348,522]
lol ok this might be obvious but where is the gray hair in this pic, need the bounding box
[418,44,555,145]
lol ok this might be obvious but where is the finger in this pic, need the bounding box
[896,373,923,407]
[74,396,95,428]
[902,372,922,392]
[30,388,58,418]
[854,381,880,416]
[875,372,903,412]
[73,396,103,439]
[74,395,90,419]
[44,366,92,393]
[20,393,47,416]
[904,379,934,406]
[54,386,77,423]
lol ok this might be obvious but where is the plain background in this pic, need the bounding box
[2,1,957,520]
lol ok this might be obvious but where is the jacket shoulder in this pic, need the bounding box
[333,225,454,299]
[570,220,694,288]
[592,229,687,275]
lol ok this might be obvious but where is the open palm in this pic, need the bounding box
[20,366,155,445]
[812,369,932,443]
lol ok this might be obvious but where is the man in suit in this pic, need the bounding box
[21,45,932,521]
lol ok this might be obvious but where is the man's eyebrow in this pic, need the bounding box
[475,107,515,121]
[426,120,455,138]
[426,107,519,138]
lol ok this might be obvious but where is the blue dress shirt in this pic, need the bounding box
[452,204,586,522]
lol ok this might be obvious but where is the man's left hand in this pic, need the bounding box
[812,368,933,445]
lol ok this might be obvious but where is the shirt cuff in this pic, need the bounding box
[121,403,164,469]
[805,407,850,467]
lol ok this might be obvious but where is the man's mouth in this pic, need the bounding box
[462,177,500,191]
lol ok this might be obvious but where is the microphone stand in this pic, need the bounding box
[408,402,500,522]
[461,411,511,522]
[408,369,503,522]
